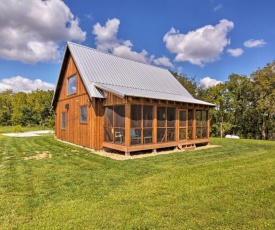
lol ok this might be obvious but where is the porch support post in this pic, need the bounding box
[125,103,131,155]
[153,104,157,144]
[175,107,179,142]
[192,107,196,140]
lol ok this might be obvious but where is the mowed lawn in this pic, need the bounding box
[0,132,274,229]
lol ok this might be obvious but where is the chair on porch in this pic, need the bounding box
[131,129,140,144]
[115,131,123,143]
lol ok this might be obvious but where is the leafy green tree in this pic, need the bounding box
[170,71,197,97]
[225,74,255,137]
[0,89,13,126]
[251,62,275,139]
[11,92,28,125]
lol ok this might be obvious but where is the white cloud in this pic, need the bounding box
[92,18,173,67]
[93,18,120,52]
[152,56,174,68]
[0,0,86,64]
[214,4,223,11]
[200,77,222,88]
[227,48,243,57]
[244,39,266,48]
[163,19,234,66]
[0,76,55,93]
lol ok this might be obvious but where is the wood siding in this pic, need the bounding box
[54,55,104,150]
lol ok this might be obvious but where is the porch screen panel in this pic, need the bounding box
[188,110,193,140]
[114,106,125,127]
[157,107,166,142]
[131,105,141,145]
[104,106,113,142]
[202,111,208,138]
[196,110,208,139]
[196,110,202,138]
[104,105,125,145]
[179,110,187,140]
[143,106,153,144]
[167,108,175,141]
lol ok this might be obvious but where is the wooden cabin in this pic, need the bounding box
[52,42,215,155]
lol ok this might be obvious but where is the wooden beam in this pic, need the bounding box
[153,104,157,144]
[125,104,131,148]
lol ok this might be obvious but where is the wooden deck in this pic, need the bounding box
[103,138,210,156]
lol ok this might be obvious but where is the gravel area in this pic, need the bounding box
[93,145,221,160]
[2,130,54,137]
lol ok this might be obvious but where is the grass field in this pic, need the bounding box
[0,130,274,229]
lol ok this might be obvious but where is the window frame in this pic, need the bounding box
[80,106,88,124]
[61,112,66,130]
[68,74,77,95]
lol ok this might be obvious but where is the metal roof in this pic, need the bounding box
[53,42,214,106]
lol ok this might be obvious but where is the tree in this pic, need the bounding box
[225,74,255,137]
[251,62,275,139]
[170,71,197,97]
[11,92,27,125]
[0,90,13,126]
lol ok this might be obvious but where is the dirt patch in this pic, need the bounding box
[93,145,221,161]
[0,164,4,168]
[23,151,52,160]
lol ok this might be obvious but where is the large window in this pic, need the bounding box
[68,75,76,95]
[196,110,208,138]
[80,106,87,123]
[104,105,125,144]
[157,107,175,142]
[61,112,66,130]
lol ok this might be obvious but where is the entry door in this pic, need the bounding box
[179,109,187,140]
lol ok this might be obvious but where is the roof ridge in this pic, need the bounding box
[67,41,170,71]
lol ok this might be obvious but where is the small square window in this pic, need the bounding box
[61,112,66,129]
[68,75,76,94]
[80,106,87,123]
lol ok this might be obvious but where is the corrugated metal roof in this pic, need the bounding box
[94,83,213,105]
[66,42,214,106]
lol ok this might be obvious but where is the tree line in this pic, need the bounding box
[173,61,275,140]
[0,61,274,139]
[0,89,54,128]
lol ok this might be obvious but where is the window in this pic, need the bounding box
[80,106,87,123]
[68,75,76,94]
[61,112,66,130]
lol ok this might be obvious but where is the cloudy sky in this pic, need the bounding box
[0,0,274,92]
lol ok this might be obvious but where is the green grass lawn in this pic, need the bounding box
[0,133,274,229]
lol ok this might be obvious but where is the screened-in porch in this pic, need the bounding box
[103,103,210,155]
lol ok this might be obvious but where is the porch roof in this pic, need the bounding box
[94,83,213,106]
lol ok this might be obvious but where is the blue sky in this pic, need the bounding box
[0,0,274,92]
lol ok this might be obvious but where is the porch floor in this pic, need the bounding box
[103,138,210,156]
